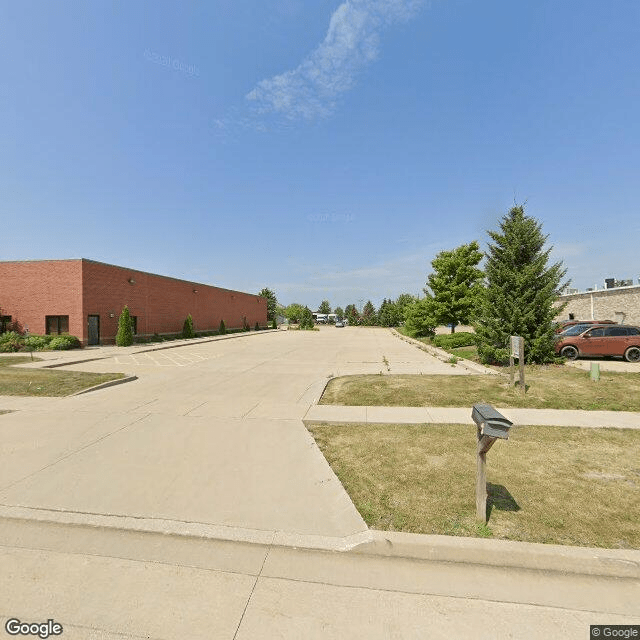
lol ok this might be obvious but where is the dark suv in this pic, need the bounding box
[555,325,640,362]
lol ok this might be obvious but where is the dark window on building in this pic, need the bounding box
[131,316,138,335]
[568,313,575,320]
[46,315,69,335]
[1,316,12,333]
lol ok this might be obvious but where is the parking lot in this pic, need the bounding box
[0,327,472,542]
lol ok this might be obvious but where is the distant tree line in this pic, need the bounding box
[261,204,568,363]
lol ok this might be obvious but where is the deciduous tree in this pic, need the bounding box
[258,288,278,322]
[318,300,331,314]
[424,241,484,333]
[403,299,437,338]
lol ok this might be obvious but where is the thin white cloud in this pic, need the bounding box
[246,0,424,120]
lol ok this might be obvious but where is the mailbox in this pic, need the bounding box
[472,403,512,440]
[471,403,513,523]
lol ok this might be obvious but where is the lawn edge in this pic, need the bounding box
[70,374,137,396]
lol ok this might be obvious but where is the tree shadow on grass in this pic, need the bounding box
[487,482,520,521]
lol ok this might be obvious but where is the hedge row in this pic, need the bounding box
[0,332,81,352]
[431,331,477,349]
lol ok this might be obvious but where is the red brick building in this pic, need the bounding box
[0,259,267,345]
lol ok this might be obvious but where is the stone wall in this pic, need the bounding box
[555,286,640,326]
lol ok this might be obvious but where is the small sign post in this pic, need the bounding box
[509,335,525,393]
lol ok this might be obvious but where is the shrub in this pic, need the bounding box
[182,314,195,339]
[255,322,260,331]
[219,319,226,335]
[404,299,437,338]
[432,332,477,349]
[48,335,81,350]
[271,318,277,329]
[0,331,24,352]
[116,306,134,346]
[24,335,51,350]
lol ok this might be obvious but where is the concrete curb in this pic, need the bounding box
[15,329,282,370]
[70,374,138,396]
[390,329,500,375]
[1,506,637,581]
[0,506,372,553]
[354,530,640,579]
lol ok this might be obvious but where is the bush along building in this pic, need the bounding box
[0,259,268,345]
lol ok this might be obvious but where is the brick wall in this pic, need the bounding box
[81,260,267,343]
[555,286,640,326]
[0,260,84,337]
[1,259,267,345]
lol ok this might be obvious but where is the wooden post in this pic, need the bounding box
[518,336,525,394]
[510,336,525,393]
[476,442,487,522]
[476,426,497,522]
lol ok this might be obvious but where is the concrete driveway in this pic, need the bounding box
[0,327,468,547]
[1,328,638,638]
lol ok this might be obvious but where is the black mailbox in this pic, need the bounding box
[472,403,512,440]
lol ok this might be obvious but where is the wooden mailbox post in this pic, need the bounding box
[509,335,525,392]
[471,403,513,523]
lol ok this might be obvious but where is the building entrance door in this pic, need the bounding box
[88,315,100,345]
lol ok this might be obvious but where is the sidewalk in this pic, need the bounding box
[0,513,638,639]
[305,404,640,428]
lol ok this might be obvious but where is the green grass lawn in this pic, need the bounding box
[321,366,640,411]
[0,357,125,397]
[307,422,640,549]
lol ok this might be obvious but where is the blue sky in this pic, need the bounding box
[2,0,639,309]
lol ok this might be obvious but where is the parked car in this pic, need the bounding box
[554,319,616,334]
[335,320,345,328]
[556,322,610,338]
[555,325,640,362]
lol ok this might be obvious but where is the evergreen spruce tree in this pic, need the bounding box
[219,319,226,335]
[345,304,359,326]
[361,300,377,326]
[115,306,134,346]
[182,314,195,339]
[378,299,401,327]
[475,205,568,364]
[299,306,315,330]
